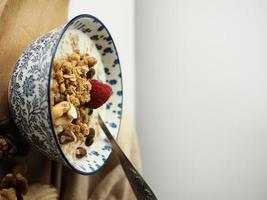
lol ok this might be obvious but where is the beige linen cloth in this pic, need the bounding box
[0,0,141,199]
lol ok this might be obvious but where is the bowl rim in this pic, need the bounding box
[47,14,123,175]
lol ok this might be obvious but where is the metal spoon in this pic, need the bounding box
[98,115,158,200]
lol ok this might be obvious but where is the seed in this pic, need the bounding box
[87,68,96,79]
[58,130,75,144]
[76,147,87,158]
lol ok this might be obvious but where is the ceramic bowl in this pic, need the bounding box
[8,14,123,174]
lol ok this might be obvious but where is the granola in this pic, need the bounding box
[51,50,97,158]
[50,30,109,160]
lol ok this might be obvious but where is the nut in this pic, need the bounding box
[58,130,76,144]
[51,101,70,119]
[75,147,87,158]
[67,103,78,119]
[87,57,97,67]
[55,125,63,134]
[54,115,72,126]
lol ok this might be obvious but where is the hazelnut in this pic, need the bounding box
[87,57,97,67]
[58,130,76,144]
[76,147,87,158]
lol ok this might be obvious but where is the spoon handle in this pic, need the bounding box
[98,115,157,200]
[120,150,158,200]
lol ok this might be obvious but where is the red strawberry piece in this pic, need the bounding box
[87,80,112,109]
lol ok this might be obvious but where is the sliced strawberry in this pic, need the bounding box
[87,80,112,109]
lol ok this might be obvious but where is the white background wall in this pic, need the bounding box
[69,1,267,199]
[136,0,267,199]
[69,0,135,117]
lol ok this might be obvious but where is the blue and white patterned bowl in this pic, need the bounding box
[8,14,123,174]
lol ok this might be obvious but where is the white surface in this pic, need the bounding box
[69,0,135,117]
[136,0,267,199]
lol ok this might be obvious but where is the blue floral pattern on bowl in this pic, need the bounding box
[9,14,123,174]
